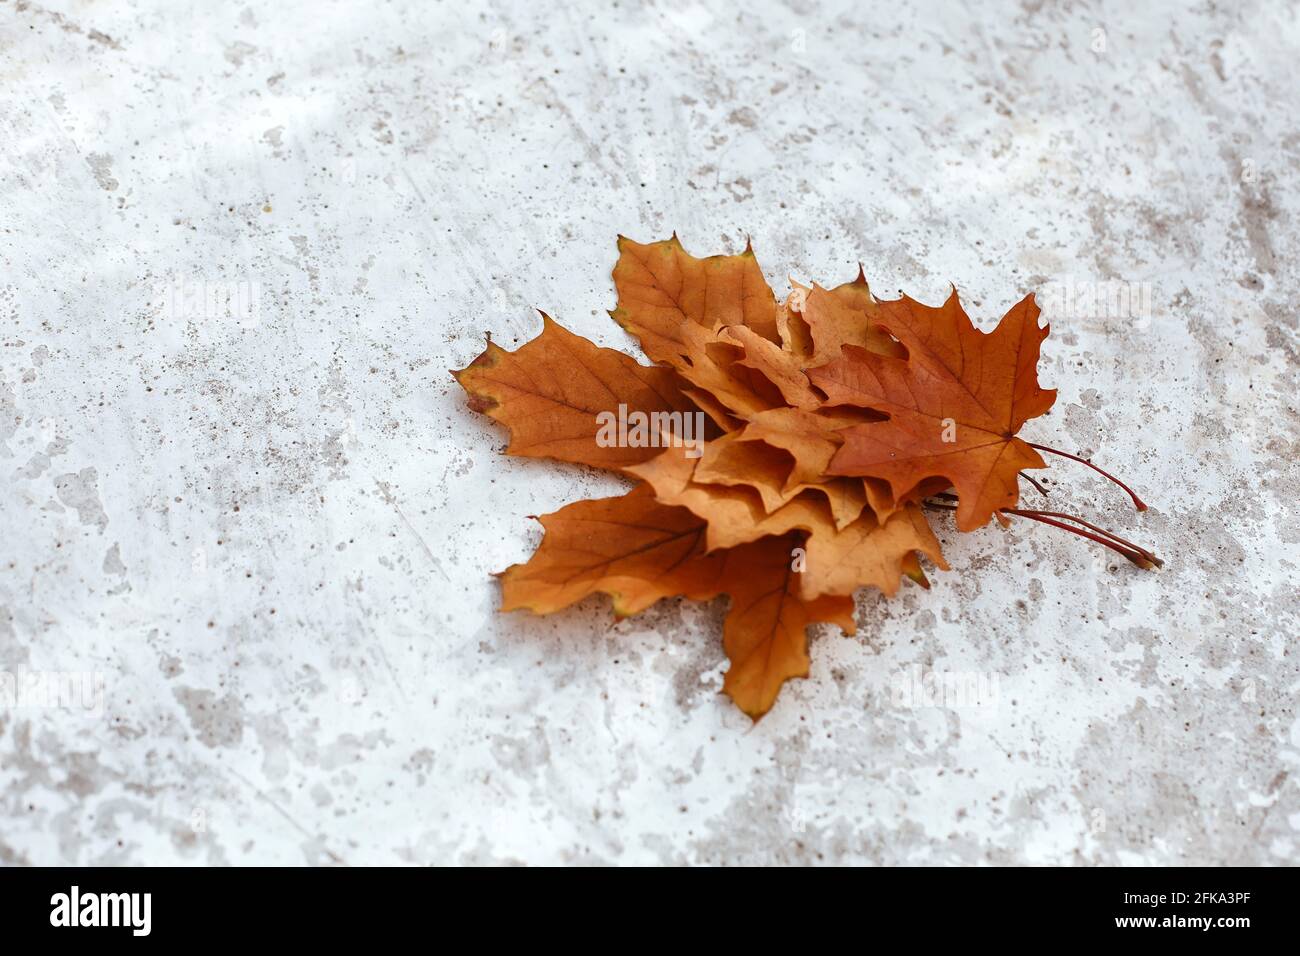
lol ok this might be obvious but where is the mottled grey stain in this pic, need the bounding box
[84,153,118,191]
[53,467,109,531]
[102,543,126,575]
[14,452,51,480]
[173,688,245,748]
[0,605,27,671]
[223,41,258,67]
[0,378,16,455]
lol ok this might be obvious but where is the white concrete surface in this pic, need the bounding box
[0,0,1296,865]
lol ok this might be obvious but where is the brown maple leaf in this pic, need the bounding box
[610,234,780,366]
[452,235,1158,721]
[809,290,1057,531]
[496,485,856,717]
[451,313,706,471]
[718,534,856,718]
[795,273,906,364]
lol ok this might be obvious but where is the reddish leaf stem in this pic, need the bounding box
[1004,509,1162,566]
[999,509,1160,570]
[1018,471,1050,498]
[1027,443,1147,512]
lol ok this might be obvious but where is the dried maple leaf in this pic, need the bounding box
[739,406,881,491]
[498,485,724,617]
[625,443,868,550]
[692,430,802,510]
[624,442,942,604]
[673,321,787,419]
[451,313,704,471]
[626,439,847,546]
[497,485,855,717]
[610,234,780,365]
[796,273,906,364]
[453,234,1158,721]
[723,324,821,408]
[809,290,1057,531]
[718,534,856,718]
[797,504,948,600]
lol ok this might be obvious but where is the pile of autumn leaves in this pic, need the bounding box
[453,236,1131,718]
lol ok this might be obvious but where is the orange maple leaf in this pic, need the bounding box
[452,235,1157,721]
[809,290,1057,531]
[451,313,706,471]
[497,485,857,717]
[610,234,781,365]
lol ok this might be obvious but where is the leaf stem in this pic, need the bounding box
[999,509,1161,570]
[1027,443,1148,512]
[1018,471,1049,498]
[1004,509,1162,566]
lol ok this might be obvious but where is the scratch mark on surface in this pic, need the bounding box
[375,479,450,580]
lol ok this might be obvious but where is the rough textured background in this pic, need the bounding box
[1,0,1297,866]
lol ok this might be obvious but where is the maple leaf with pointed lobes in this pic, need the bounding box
[610,234,780,366]
[797,503,948,600]
[624,442,943,602]
[451,234,1156,722]
[496,485,855,718]
[498,485,726,618]
[795,272,907,364]
[451,313,705,472]
[451,313,905,717]
[625,442,871,550]
[719,534,856,719]
[673,321,788,419]
[810,290,1057,531]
